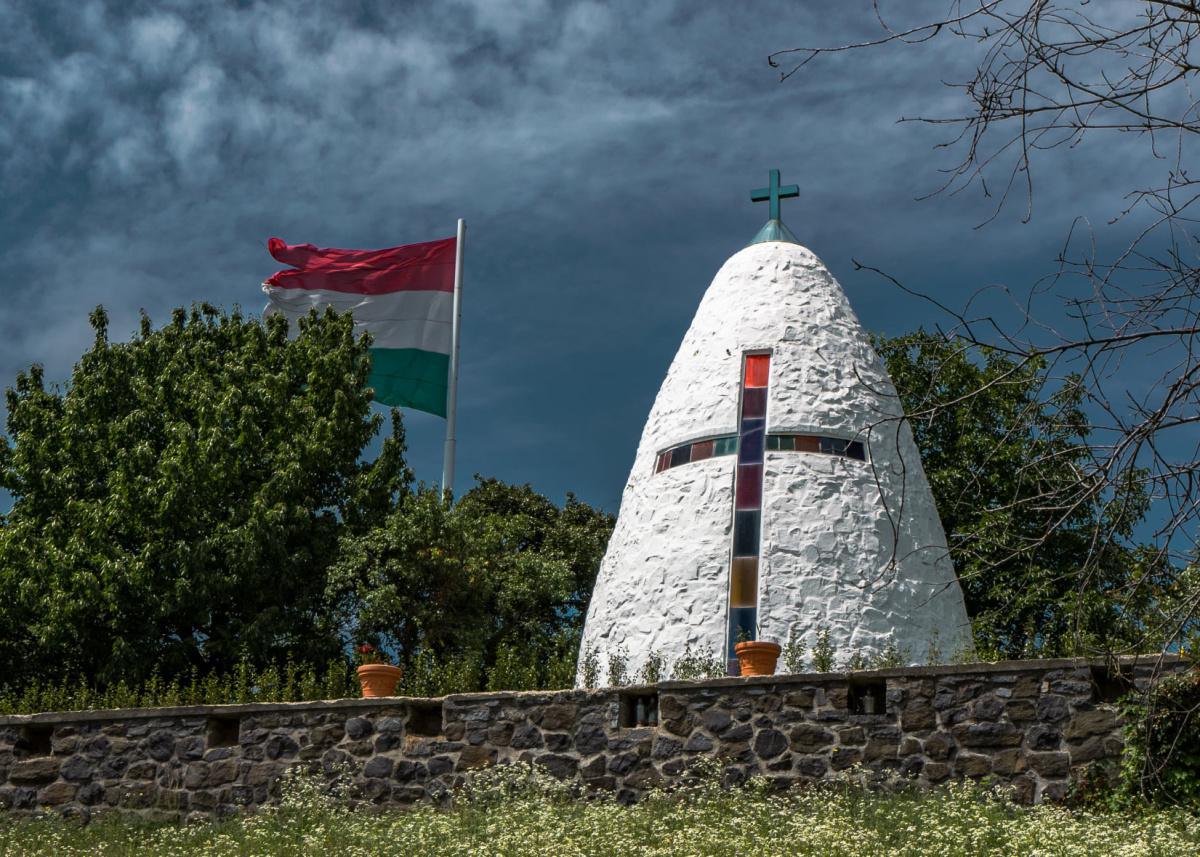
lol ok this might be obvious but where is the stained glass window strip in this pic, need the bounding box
[727,352,770,661]
[652,435,737,474]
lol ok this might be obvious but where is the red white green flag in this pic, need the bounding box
[262,235,457,417]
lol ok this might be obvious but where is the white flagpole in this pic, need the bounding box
[442,218,465,496]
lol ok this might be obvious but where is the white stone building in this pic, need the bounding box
[577,174,973,684]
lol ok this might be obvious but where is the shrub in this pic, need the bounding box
[1121,665,1200,807]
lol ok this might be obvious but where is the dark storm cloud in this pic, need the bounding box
[0,0,1167,510]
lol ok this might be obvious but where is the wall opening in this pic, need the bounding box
[1091,664,1135,704]
[619,691,659,728]
[206,715,241,748]
[17,724,53,757]
[407,701,443,737]
[848,680,887,715]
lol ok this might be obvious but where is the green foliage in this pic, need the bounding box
[876,332,1154,658]
[811,627,835,673]
[329,478,612,692]
[671,645,725,681]
[782,626,807,673]
[605,648,629,687]
[0,305,408,687]
[1121,666,1200,807]
[579,646,600,688]
[4,765,1200,855]
[639,650,665,684]
[870,639,907,670]
[926,630,944,666]
[0,658,357,715]
[846,651,869,672]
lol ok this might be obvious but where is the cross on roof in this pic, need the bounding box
[750,169,799,222]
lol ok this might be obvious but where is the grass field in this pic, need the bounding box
[1,764,1197,857]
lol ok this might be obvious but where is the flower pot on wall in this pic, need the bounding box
[356,664,403,698]
[734,641,781,677]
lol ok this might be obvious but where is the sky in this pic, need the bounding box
[0,0,1171,514]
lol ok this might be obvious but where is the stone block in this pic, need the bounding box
[1068,737,1122,765]
[991,749,1026,776]
[684,733,713,753]
[177,736,206,761]
[954,753,992,778]
[457,746,496,770]
[796,756,828,778]
[145,730,176,762]
[59,755,93,782]
[972,696,1005,721]
[953,721,1022,748]
[1010,774,1038,805]
[608,752,638,775]
[544,733,572,752]
[901,697,936,731]
[511,722,544,750]
[837,726,865,745]
[1027,752,1069,778]
[724,723,754,742]
[538,704,578,732]
[209,759,239,786]
[652,737,682,759]
[1026,724,1062,751]
[789,724,834,752]
[344,718,373,740]
[658,695,686,722]
[623,764,663,790]
[535,754,578,779]
[265,734,299,760]
[77,782,105,806]
[1063,708,1118,740]
[1036,695,1070,723]
[184,762,209,789]
[487,722,514,747]
[38,782,77,806]
[783,689,815,709]
[753,729,788,759]
[1004,699,1037,721]
[700,708,732,734]
[831,747,861,770]
[9,758,59,784]
[363,756,394,779]
[924,762,950,783]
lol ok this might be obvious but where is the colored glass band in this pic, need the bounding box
[654,434,738,474]
[765,434,866,461]
[728,352,770,660]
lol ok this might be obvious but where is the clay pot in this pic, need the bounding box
[356,663,403,698]
[734,641,782,677]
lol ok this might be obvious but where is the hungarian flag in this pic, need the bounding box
[262,235,457,417]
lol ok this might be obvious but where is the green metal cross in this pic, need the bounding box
[750,169,799,221]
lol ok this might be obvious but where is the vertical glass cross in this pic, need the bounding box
[750,169,799,222]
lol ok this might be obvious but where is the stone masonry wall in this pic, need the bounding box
[0,657,1184,822]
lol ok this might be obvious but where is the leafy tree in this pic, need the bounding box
[876,331,1151,657]
[329,478,613,689]
[0,305,408,686]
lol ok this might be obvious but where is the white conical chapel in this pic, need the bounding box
[577,172,973,684]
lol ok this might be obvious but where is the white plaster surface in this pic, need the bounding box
[577,241,974,685]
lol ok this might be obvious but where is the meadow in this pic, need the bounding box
[0,764,1196,857]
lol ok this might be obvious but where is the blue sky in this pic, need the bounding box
[0,0,1165,514]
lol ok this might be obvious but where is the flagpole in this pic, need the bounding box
[442,218,465,497]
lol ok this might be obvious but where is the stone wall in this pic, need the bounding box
[0,657,1184,822]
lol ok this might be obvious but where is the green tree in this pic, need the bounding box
[329,478,613,689]
[876,331,1151,657]
[0,305,408,686]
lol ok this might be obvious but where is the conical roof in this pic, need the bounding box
[578,239,972,683]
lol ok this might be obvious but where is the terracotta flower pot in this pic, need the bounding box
[356,663,403,698]
[734,641,782,677]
